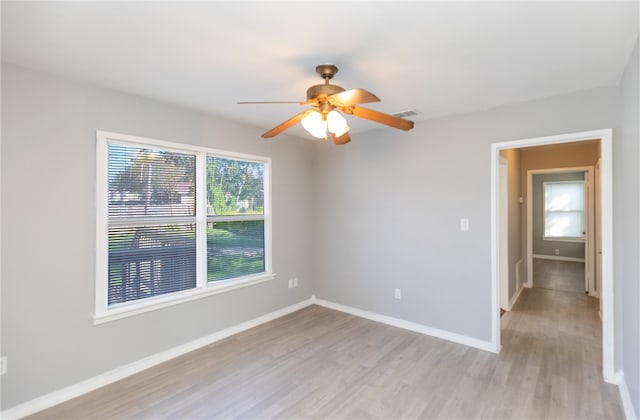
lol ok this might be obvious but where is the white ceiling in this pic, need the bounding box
[2,1,638,138]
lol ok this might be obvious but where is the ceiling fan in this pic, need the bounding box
[238,64,414,145]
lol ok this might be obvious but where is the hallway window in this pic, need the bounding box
[543,180,585,240]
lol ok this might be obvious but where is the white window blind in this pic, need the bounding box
[107,144,197,305]
[543,181,584,239]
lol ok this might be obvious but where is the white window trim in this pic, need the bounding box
[94,130,273,325]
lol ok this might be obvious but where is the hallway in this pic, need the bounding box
[500,259,622,419]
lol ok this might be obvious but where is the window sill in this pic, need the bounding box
[93,273,276,325]
[542,237,585,243]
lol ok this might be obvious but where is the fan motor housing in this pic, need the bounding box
[307,84,345,101]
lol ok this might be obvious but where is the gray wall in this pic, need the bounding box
[532,172,586,259]
[1,63,315,408]
[617,37,639,416]
[311,85,620,342]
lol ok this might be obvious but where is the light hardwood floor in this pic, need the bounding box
[30,262,623,419]
[532,258,586,294]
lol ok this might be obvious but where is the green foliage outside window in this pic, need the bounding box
[207,156,264,216]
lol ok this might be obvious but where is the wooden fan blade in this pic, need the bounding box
[238,101,306,104]
[346,106,414,131]
[332,131,351,145]
[328,88,380,107]
[261,110,312,138]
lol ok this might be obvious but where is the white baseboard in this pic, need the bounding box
[506,258,525,311]
[507,282,524,311]
[616,371,638,420]
[1,298,315,420]
[312,295,499,354]
[533,254,586,263]
[515,258,524,290]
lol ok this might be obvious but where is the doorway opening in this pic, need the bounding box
[490,128,614,383]
[527,167,596,296]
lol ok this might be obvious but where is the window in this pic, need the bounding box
[96,131,271,323]
[543,180,584,240]
[206,156,266,281]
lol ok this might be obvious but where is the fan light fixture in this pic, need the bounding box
[301,110,350,139]
[238,64,414,145]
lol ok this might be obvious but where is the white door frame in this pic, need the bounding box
[595,159,603,312]
[490,128,615,383]
[499,156,510,310]
[525,166,595,294]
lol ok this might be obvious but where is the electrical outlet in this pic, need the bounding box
[555,249,560,255]
[394,288,402,299]
[0,357,7,375]
[288,279,293,288]
[293,277,298,287]
[460,218,469,231]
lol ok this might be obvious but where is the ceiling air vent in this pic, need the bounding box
[391,108,419,118]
